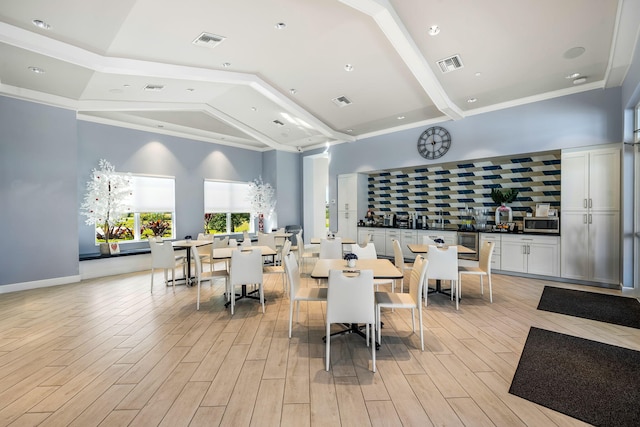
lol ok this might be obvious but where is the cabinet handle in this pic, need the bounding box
[345,212,349,219]
[588,198,592,208]
[583,199,587,208]
[583,214,588,224]
[345,203,349,210]
[588,214,592,224]
[527,245,531,255]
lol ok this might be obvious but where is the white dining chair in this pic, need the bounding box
[422,235,444,246]
[257,232,277,264]
[229,248,264,315]
[349,242,395,292]
[326,269,376,372]
[376,255,429,350]
[149,238,185,293]
[192,245,229,310]
[392,239,413,293]
[295,230,317,273]
[264,240,292,296]
[319,237,343,259]
[458,241,496,308]
[284,253,327,338]
[425,245,458,308]
[242,231,252,246]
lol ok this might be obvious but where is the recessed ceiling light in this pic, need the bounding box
[157,124,164,128]
[565,72,581,79]
[32,19,51,30]
[475,72,482,77]
[467,98,477,103]
[346,129,353,133]
[109,88,123,94]
[222,62,231,68]
[563,46,585,59]
[123,84,130,88]
[27,66,45,74]
[344,64,354,72]
[428,25,440,36]
[289,89,297,95]
[275,22,286,29]
[397,116,405,120]
[186,88,195,92]
[251,107,257,111]
[573,77,587,85]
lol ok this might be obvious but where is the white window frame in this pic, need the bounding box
[204,180,254,235]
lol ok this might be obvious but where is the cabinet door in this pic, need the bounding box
[500,238,527,273]
[528,241,559,276]
[589,211,620,284]
[480,234,501,270]
[337,210,357,241]
[560,211,590,280]
[337,174,357,211]
[589,149,620,211]
[370,231,386,256]
[561,151,589,211]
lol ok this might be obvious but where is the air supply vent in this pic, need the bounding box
[192,32,226,48]
[144,84,165,91]
[436,54,464,73]
[273,119,285,126]
[332,95,352,107]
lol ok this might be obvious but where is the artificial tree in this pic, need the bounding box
[80,159,132,253]
[247,176,276,232]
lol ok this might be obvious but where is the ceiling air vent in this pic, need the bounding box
[332,95,352,107]
[436,54,464,73]
[144,84,164,91]
[192,32,226,48]
[273,119,285,126]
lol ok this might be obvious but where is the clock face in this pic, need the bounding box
[417,126,451,160]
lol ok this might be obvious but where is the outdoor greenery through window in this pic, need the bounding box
[204,180,253,235]
[95,175,176,244]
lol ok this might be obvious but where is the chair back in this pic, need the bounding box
[285,225,303,246]
[320,238,343,259]
[242,231,252,246]
[409,255,429,304]
[295,231,303,252]
[228,238,238,247]
[213,236,229,248]
[392,239,405,269]
[192,245,204,276]
[281,239,292,259]
[149,239,176,268]
[327,269,375,324]
[425,245,458,281]
[257,232,277,250]
[284,252,300,296]
[197,233,214,241]
[230,248,263,286]
[349,242,377,259]
[478,241,496,273]
[360,233,372,246]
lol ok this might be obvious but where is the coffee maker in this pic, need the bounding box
[383,213,396,227]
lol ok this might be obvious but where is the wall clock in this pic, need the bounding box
[417,126,451,160]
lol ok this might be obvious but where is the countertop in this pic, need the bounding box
[357,224,560,237]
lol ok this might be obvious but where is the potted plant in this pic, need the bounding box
[490,188,518,226]
[248,176,276,232]
[80,159,132,254]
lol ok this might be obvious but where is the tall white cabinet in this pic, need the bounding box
[561,147,620,284]
[337,173,368,241]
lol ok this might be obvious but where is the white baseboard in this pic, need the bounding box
[0,275,81,294]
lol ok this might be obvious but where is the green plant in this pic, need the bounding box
[490,188,519,204]
[142,219,171,237]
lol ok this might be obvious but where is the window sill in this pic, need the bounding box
[79,248,151,261]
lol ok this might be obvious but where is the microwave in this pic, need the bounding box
[523,216,560,233]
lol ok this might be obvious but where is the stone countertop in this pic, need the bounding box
[357,225,560,237]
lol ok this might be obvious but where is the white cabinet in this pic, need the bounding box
[417,230,457,246]
[501,235,559,276]
[370,229,387,255]
[337,173,368,241]
[386,229,401,257]
[560,148,620,284]
[480,233,501,270]
[400,230,418,260]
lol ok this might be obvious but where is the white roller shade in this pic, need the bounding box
[131,176,175,212]
[204,180,251,213]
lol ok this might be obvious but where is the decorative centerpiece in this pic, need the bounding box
[344,252,358,268]
[80,159,132,254]
[490,188,518,227]
[248,176,276,233]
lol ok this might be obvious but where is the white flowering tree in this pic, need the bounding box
[247,176,276,232]
[80,159,132,246]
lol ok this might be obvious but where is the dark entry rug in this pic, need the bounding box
[537,286,640,329]
[509,327,640,426]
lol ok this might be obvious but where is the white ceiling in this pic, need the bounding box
[1,0,638,152]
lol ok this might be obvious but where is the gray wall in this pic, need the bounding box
[0,97,79,285]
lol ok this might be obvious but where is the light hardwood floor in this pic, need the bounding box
[1,261,639,427]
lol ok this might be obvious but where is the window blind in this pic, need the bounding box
[204,180,251,213]
[131,175,175,212]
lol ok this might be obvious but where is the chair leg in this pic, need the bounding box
[418,307,424,351]
[377,305,382,343]
[488,274,493,303]
[371,322,376,373]
[289,301,294,338]
[411,307,415,333]
[260,283,265,313]
[150,267,155,293]
[325,322,331,371]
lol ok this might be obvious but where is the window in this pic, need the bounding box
[204,180,253,235]
[96,175,176,244]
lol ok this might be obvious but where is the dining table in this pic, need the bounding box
[310,237,357,245]
[172,239,213,285]
[407,243,475,295]
[311,258,402,347]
